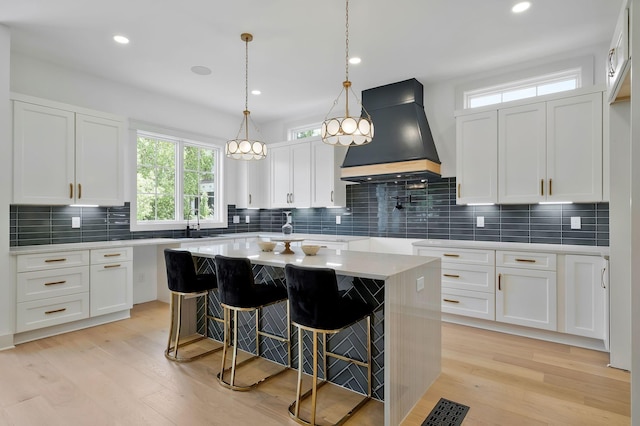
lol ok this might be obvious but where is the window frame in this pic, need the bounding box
[131,129,226,232]
[463,68,582,109]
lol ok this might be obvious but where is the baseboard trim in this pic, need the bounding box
[442,313,608,352]
[0,333,15,351]
[13,310,131,345]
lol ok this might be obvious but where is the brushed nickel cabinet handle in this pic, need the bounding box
[44,280,67,286]
[104,264,121,269]
[45,258,67,263]
[103,253,121,257]
[331,190,334,202]
[78,183,82,199]
[249,194,252,204]
[498,273,502,291]
[290,193,294,203]
[608,48,616,77]
[601,267,607,289]
[443,253,460,258]
[69,183,74,199]
[515,258,536,263]
[541,179,544,196]
[45,308,67,315]
[443,299,460,304]
[443,274,460,278]
[549,178,552,196]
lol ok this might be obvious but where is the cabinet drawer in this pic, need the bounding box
[16,293,90,332]
[90,247,133,264]
[442,263,495,293]
[441,288,495,321]
[17,250,90,272]
[17,266,90,302]
[415,247,495,266]
[496,250,556,270]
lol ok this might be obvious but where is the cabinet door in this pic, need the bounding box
[237,159,266,208]
[290,142,311,207]
[546,93,603,202]
[498,103,546,204]
[455,111,498,204]
[496,267,557,331]
[564,255,607,339]
[311,140,347,207]
[13,101,75,204]
[269,145,292,208]
[90,261,133,316]
[75,114,125,206]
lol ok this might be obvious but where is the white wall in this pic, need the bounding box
[0,25,14,350]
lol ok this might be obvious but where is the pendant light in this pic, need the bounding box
[226,33,267,160]
[321,0,374,146]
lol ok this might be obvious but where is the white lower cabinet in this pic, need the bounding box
[90,248,133,316]
[564,255,608,340]
[16,247,133,335]
[414,247,495,320]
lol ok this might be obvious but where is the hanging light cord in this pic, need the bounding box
[345,0,350,83]
[243,35,249,140]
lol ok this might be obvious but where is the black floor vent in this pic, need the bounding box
[421,398,470,426]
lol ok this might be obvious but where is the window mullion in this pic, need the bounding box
[176,140,184,222]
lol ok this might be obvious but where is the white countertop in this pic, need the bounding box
[187,243,438,281]
[412,239,609,257]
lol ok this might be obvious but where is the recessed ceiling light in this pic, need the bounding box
[349,57,362,65]
[512,2,531,13]
[251,90,261,95]
[190,65,212,75]
[113,35,130,44]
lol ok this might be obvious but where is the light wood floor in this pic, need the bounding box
[0,301,629,426]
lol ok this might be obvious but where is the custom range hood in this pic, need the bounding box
[341,78,441,183]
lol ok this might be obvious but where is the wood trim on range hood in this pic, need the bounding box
[341,159,441,182]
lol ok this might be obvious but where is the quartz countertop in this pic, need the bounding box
[187,242,439,281]
[412,239,609,257]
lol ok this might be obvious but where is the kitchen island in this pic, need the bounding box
[187,243,441,426]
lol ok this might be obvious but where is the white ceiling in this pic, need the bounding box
[0,0,623,123]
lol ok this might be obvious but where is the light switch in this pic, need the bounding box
[233,215,240,224]
[245,215,250,224]
[71,217,81,228]
[336,215,341,225]
[476,216,485,228]
[571,216,581,229]
[416,276,425,292]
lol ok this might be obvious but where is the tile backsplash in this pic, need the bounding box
[10,178,609,247]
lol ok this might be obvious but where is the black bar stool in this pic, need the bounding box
[284,264,373,426]
[163,249,222,362]
[214,254,291,391]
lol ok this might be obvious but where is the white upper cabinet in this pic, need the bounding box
[269,141,311,208]
[311,139,347,207]
[236,159,267,209]
[455,110,498,204]
[606,1,630,103]
[498,102,547,204]
[13,96,126,206]
[546,93,603,203]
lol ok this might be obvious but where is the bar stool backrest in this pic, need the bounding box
[214,255,257,308]
[164,249,199,293]
[284,264,342,330]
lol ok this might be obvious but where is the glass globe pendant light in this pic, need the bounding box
[226,33,267,160]
[321,0,374,146]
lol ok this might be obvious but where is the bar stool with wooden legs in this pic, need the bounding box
[163,249,223,362]
[284,264,374,426]
[214,254,291,391]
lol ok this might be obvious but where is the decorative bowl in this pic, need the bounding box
[257,241,276,252]
[301,245,321,256]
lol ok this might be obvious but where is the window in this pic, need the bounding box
[290,124,321,140]
[464,69,581,109]
[134,131,224,230]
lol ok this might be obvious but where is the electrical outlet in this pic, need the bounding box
[416,276,425,292]
[233,215,240,224]
[571,216,581,229]
[71,217,81,228]
[245,215,250,224]
[336,215,341,225]
[476,216,485,228]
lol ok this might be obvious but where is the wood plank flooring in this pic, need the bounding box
[0,301,629,425]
